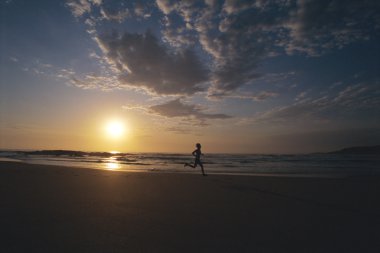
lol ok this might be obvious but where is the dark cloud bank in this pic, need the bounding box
[87,0,380,97]
[97,31,209,95]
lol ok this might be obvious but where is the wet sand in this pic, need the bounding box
[0,161,379,252]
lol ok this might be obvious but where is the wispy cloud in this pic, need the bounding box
[124,98,232,127]
[149,98,231,119]
[9,57,18,62]
[284,0,380,56]
[249,81,380,124]
[100,7,130,22]
[66,0,92,17]
[208,90,278,101]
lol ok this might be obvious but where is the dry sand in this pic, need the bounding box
[0,161,379,252]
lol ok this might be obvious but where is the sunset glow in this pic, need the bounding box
[0,0,379,153]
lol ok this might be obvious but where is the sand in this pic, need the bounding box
[0,161,379,252]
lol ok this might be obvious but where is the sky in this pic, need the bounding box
[0,0,379,154]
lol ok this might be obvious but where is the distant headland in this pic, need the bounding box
[20,150,125,157]
[328,145,380,155]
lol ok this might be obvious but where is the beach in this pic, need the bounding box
[0,161,379,252]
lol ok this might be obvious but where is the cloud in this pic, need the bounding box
[134,2,151,18]
[156,0,176,15]
[222,0,255,15]
[2,0,14,5]
[261,72,297,84]
[295,91,308,101]
[66,0,92,17]
[198,2,295,95]
[164,126,193,134]
[155,0,290,95]
[66,0,146,23]
[95,30,209,95]
[149,99,231,122]
[65,0,380,100]
[155,0,380,95]
[208,90,278,101]
[123,98,232,127]
[250,82,380,124]
[68,74,120,90]
[202,9,277,94]
[90,0,102,5]
[149,99,230,119]
[9,57,18,62]
[100,7,131,22]
[53,66,121,91]
[284,0,380,55]
[251,91,279,101]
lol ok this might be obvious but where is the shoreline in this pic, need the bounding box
[0,159,369,178]
[1,161,379,252]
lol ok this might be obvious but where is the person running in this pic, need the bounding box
[184,143,206,176]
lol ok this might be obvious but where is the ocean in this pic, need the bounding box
[0,150,379,177]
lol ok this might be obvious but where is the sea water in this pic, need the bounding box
[0,150,379,177]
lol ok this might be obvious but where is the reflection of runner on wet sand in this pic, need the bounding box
[184,143,206,176]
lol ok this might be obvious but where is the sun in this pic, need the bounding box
[105,120,126,139]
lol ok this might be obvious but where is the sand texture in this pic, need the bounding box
[0,161,379,252]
